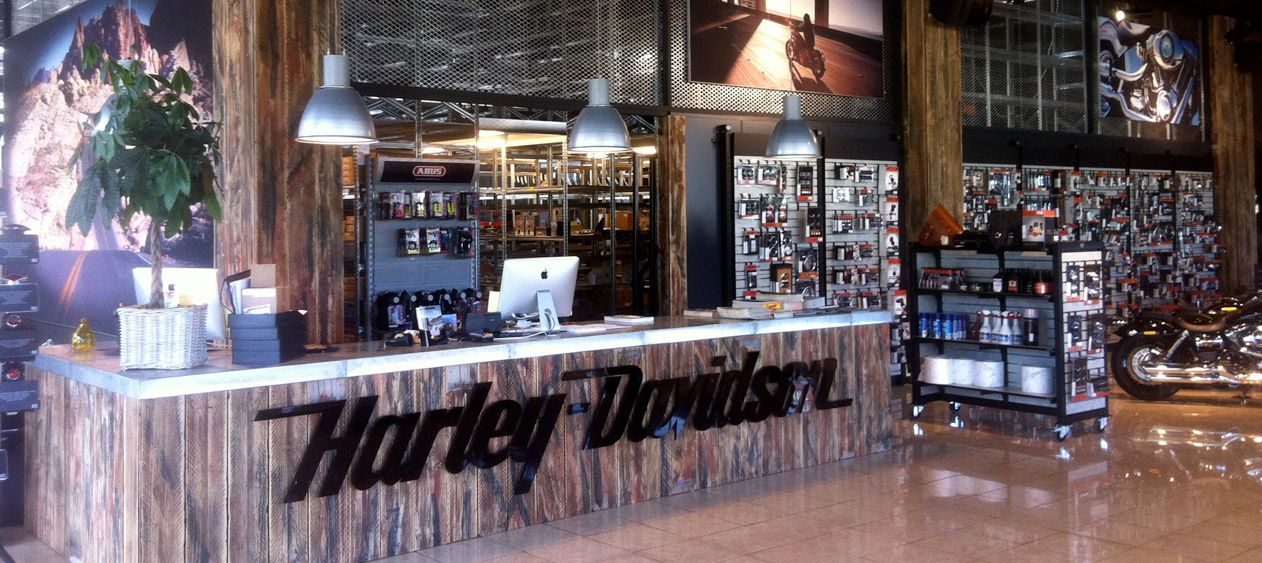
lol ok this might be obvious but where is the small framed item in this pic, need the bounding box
[399,228,421,256]
[770,263,794,293]
[757,163,780,187]
[796,166,815,198]
[425,228,442,254]
[738,162,757,185]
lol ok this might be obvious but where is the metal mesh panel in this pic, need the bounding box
[961,1,1088,133]
[12,0,90,34]
[667,0,899,119]
[341,0,660,105]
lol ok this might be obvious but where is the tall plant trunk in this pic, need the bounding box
[149,220,165,308]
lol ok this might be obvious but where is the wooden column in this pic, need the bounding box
[1209,16,1257,295]
[213,0,344,343]
[659,114,688,316]
[901,0,964,237]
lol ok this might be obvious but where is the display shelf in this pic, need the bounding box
[910,336,1053,352]
[479,142,658,320]
[727,154,904,381]
[364,157,482,338]
[908,242,1109,438]
[920,382,1057,400]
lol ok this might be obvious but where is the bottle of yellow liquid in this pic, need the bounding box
[72,318,96,352]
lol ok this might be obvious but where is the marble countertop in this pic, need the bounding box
[32,310,891,399]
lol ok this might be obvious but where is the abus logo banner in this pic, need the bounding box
[256,351,850,503]
[412,165,446,177]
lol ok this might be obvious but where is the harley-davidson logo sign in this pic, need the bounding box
[256,351,851,502]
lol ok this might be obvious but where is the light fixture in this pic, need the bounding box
[765,94,819,159]
[296,53,378,145]
[1114,8,1126,21]
[568,78,630,155]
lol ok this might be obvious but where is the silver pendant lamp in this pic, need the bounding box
[765,93,819,159]
[567,78,630,154]
[296,53,378,145]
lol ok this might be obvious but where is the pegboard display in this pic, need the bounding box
[731,157,904,378]
[1174,172,1221,309]
[365,158,480,335]
[960,164,1221,319]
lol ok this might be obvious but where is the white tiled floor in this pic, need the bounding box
[386,390,1262,562]
[5,390,1262,562]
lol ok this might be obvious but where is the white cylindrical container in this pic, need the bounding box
[973,361,1005,388]
[1020,366,1054,395]
[921,355,953,384]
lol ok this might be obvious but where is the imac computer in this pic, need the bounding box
[496,256,579,332]
[131,267,226,340]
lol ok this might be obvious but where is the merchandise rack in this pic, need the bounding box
[478,147,658,319]
[729,156,905,380]
[961,163,1221,321]
[363,157,481,338]
[907,242,1110,440]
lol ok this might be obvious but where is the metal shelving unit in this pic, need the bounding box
[908,242,1110,440]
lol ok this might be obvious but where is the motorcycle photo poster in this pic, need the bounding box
[1098,10,1203,126]
[687,0,884,97]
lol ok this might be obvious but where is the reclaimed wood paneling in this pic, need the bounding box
[659,115,689,315]
[24,325,892,562]
[901,0,964,237]
[1209,16,1257,295]
[213,0,344,343]
[211,0,259,278]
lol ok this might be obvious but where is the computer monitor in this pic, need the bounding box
[131,268,226,340]
[496,256,580,325]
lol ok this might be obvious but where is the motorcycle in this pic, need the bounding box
[786,27,825,80]
[1098,18,1200,124]
[1111,291,1262,401]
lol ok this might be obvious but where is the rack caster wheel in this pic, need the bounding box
[1054,425,1071,442]
[910,404,925,419]
[1095,417,1110,433]
[949,401,962,413]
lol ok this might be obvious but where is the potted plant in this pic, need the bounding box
[67,44,222,369]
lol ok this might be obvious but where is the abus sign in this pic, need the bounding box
[412,165,446,177]
[256,351,851,502]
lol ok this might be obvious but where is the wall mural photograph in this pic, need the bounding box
[1,0,213,337]
[1097,9,1202,125]
[688,0,884,97]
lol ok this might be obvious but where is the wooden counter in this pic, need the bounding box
[23,313,894,562]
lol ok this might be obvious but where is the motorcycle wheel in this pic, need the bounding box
[811,54,825,79]
[785,40,795,63]
[1110,335,1179,401]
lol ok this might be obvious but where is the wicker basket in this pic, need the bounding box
[117,305,208,370]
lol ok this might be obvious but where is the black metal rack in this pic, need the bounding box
[907,241,1110,440]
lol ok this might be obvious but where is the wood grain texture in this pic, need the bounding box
[901,0,964,237]
[23,325,892,562]
[213,0,344,343]
[1208,16,1257,295]
[659,115,689,315]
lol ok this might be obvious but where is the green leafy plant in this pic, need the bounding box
[68,43,222,308]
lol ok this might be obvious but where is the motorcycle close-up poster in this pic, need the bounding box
[1098,10,1204,126]
[687,0,885,97]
